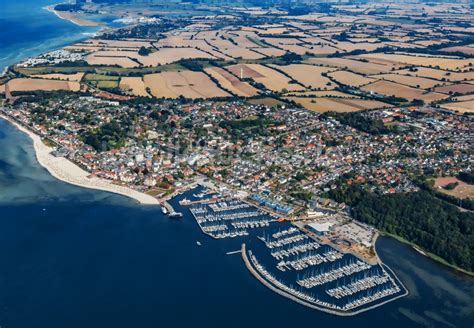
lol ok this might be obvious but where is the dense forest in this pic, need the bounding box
[328,186,474,272]
[458,171,474,184]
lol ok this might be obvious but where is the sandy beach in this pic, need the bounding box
[45,5,102,27]
[0,113,159,205]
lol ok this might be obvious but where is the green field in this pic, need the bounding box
[15,66,95,75]
[14,63,186,78]
[96,80,120,89]
[84,74,120,81]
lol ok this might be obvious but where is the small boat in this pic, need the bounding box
[196,241,202,246]
[179,198,190,205]
[169,212,183,219]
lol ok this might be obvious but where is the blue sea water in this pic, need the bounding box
[0,118,473,327]
[0,0,99,70]
[0,1,473,327]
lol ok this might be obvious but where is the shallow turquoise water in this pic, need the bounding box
[0,0,98,70]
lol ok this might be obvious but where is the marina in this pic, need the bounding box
[188,197,276,239]
[1,0,473,325]
[170,185,409,316]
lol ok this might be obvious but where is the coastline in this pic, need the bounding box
[0,113,159,205]
[44,5,102,27]
[379,232,474,277]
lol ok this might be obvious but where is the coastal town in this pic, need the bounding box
[0,0,473,318]
[1,95,471,210]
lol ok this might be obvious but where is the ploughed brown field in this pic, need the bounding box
[226,64,305,92]
[285,96,391,112]
[370,73,444,89]
[204,66,259,97]
[305,57,396,75]
[361,80,447,102]
[434,83,474,95]
[269,64,335,89]
[440,45,474,56]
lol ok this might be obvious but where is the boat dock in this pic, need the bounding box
[162,201,175,214]
[188,198,275,239]
[170,186,408,316]
[241,243,408,316]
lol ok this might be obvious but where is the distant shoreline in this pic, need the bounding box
[44,5,102,27]
[0,113,159,205]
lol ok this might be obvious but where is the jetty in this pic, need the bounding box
[241,243,409,316]
[173,188,408,316]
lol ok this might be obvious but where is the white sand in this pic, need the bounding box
[1,114,159,205]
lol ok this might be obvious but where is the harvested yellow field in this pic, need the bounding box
[439,100,474,113]
[247,97,284,107]
[285,97,391,112]
[328,70,374,87]
[222,47,264,60]
[87,48,215,67]
[3,78,80,92]
[361,80,447,102]
[393,67,474,82]
[435,83,474,95]
[143,47,215,66]
[371,73,443,89]
[143,71,230,99]
[453,94,474,102]
[85,53,140,68]
[273,43,313,55]
[119,77,150,97]
[252,47,286,57]
[269,64,335,89]
[204,67,258,97]
[305,57,395,75]
[155,37,232,60]
[440,46,474,56]
[335,42,383,52]
[227,64,305,92]
[301,44,340,56]
[32,73,84,81]
[206,38,264,59]
[262,37,301,47]
[354,53,474,71]
[284,90,359,98]
[155,35,199,48]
